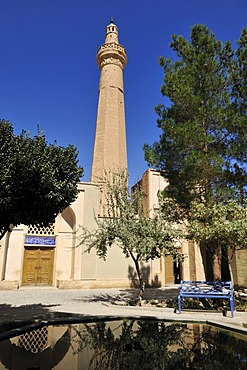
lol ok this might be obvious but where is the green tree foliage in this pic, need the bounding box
[188,200,247,279]
[0,119,83,238]
[79,170,182,303]
[188,201,247,250]
[144,25,247,280]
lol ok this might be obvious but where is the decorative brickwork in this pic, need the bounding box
[91,19,127,184]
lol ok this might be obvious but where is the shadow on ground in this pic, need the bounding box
[0,303,63,326]
[73,287,179,304]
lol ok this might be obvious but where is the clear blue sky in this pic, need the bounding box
[1,0,247,185]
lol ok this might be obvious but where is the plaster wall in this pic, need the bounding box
[5,225,26,282]
[194,243,206,280]
[232,249,247,287]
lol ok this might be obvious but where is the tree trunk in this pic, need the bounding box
[227,249,235,283]
[130,251,145,306]
[212,244,222,280]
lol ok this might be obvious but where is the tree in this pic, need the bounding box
[188,200,247,280]
[0,119,83,238]
[79,170,182,304]
[144,25,247,280]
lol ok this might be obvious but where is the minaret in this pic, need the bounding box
[91,19,128,183]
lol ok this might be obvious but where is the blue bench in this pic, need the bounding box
[178,280,234,317]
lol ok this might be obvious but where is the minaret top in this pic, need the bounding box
[105,18,119,44]
[97,19,127,70]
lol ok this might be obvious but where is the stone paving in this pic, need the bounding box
[0,286,178,322]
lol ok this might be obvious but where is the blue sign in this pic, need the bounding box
[25,235,56,246]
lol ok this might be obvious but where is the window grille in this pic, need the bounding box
[18,326,48,353]
[28,224,55,235]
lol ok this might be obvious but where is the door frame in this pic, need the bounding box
[22,245,55,286]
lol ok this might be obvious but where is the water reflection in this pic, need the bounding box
[0,320,246,369]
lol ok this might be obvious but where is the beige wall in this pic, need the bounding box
[231,249,247,287]
[0,181,149,290]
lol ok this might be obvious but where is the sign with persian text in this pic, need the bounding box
[25,235,56,246]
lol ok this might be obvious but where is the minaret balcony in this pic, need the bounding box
[97,42,127,69]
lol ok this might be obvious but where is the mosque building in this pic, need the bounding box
[0,20,246,290]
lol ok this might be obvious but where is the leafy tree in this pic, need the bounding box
[79,170,182,303]
[0,119,83,238]
[188,200,247,279]
[144,25,247,280]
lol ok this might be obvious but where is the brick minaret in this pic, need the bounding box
[91,19,128,183]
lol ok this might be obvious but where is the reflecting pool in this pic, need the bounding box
[0,320,246,369]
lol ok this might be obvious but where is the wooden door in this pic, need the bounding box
[165,255,174,284]
[22,247,54,286]
[22,248,39,285]
[39,248,54,285]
